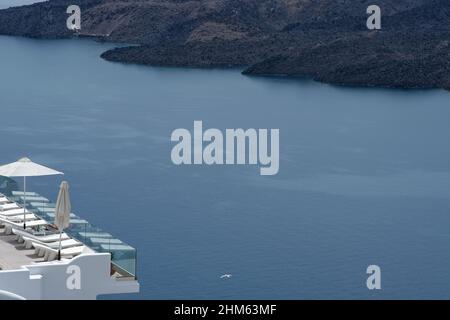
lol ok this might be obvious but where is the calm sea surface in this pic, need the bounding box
[1,35,450,299]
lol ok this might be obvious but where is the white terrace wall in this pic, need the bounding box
[0,253,139,300]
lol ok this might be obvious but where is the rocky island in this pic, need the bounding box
[0,0,449,90]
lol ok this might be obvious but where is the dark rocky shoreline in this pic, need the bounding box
[1,0,450,90]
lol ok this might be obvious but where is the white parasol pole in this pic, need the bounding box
[23,176,26,229]
[58,230,63,260]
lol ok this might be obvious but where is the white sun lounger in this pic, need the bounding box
[89,237,123,245]
[0,214,39,225]
[0,213,37,222]
[69,219,88,225]
[43,212,77,219]
[23,236,82,250]
[37,207,55,212]
[15,196,49,203]
[78,232,112,238]
[32,242,86,261]
[29,202,54,208]
[0,218,48,235]
[99,244,135,252]
[11,191,38,197]
[0,203,21,211]
[12,228,70,243]
[0,208,31,216]
[0,197,11,204]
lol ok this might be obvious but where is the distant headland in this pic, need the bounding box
[1,0,449,90]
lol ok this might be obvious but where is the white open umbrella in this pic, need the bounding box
[54,181,71,260]
[0,157,63,228]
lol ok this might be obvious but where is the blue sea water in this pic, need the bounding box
[1,35,450,299]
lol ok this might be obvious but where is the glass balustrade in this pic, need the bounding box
[6,189,137,279]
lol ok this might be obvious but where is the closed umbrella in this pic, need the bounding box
[0,157,63,228]
[54,181,71,260]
